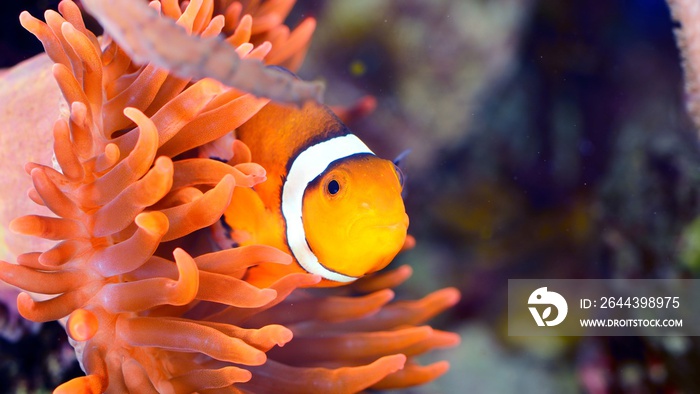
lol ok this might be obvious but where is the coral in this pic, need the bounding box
[80,0,323,106]
[0,0,460,392]
[668,0,700,130]
[0,53,60,261]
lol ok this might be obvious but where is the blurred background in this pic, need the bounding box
[3,0,700,392]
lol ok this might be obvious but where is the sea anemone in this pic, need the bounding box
[0,0,460,392]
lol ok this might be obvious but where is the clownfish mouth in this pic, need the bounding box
[349,213,409,239]
[371,223,406,231]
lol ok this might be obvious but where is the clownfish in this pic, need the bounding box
[218,100,409,287]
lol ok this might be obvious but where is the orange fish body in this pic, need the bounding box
[221,101,408,287]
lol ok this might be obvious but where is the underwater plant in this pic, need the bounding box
[0,0,459,392]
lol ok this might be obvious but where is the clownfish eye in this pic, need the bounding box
[394,164,405,188]
[327,179,340,195]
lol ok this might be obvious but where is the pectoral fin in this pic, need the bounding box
[216,186,269,248]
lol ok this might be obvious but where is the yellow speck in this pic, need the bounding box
[349,60,366,77]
